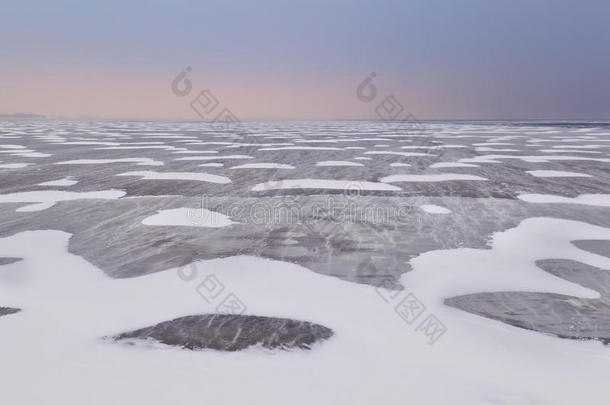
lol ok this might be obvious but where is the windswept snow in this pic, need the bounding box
[0,190,125,208]
[117,171,231,184]
[56,158,163,166]
[1,219,610,404]
[316,161,364,167]
[0,163,31,169]
[420,204,452,214]
[175,155,253,161]
[526,170,592,178]
[15,202,57,212]
[364,151,431,157]
[38,177,78,187]
[142,208,235,227]
[518,194,610,207]
[230,163,295,170]
[461,154,610,164]
[381,174,487,183]
[258,146,344,151]
[430,162,479,168]
[2,120,610,405]
[252,179,402,191]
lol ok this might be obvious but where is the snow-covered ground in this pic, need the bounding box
[1,120,610,404]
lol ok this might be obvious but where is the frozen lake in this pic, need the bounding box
[1,120,610,404]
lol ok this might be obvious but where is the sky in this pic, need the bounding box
[1,0,609,120]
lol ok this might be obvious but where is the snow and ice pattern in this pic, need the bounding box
[1,120,610,404]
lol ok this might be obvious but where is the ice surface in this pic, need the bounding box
[1,120,610,404]
[446,259,610,344]
[111,314,333,351]
[0,307,20,317]
[572,240,610,258]
[1,220,610,404]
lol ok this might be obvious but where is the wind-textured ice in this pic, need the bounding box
[1,121,609,290]
[1,120,610,383]
[2,123,610,277]
[0,257,22,266]
[445,259,610,344]
[0,307,20,317]
[111,314,334,351]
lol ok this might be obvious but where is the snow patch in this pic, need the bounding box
[252,179,401,192]
[117,171,231,184]
[56,158,163,166]
[381,174,487,183]
[518,194,610,207]
[420,204,452,214]
[230,163,295,170]
[38,177,78,187]
[526,170,592,178]
[142,208,235,228]
[315,161,363,167]
[16,202,57,212]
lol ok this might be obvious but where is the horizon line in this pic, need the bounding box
[1,114,609,124]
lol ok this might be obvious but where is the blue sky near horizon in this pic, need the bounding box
[1,0,609,120]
